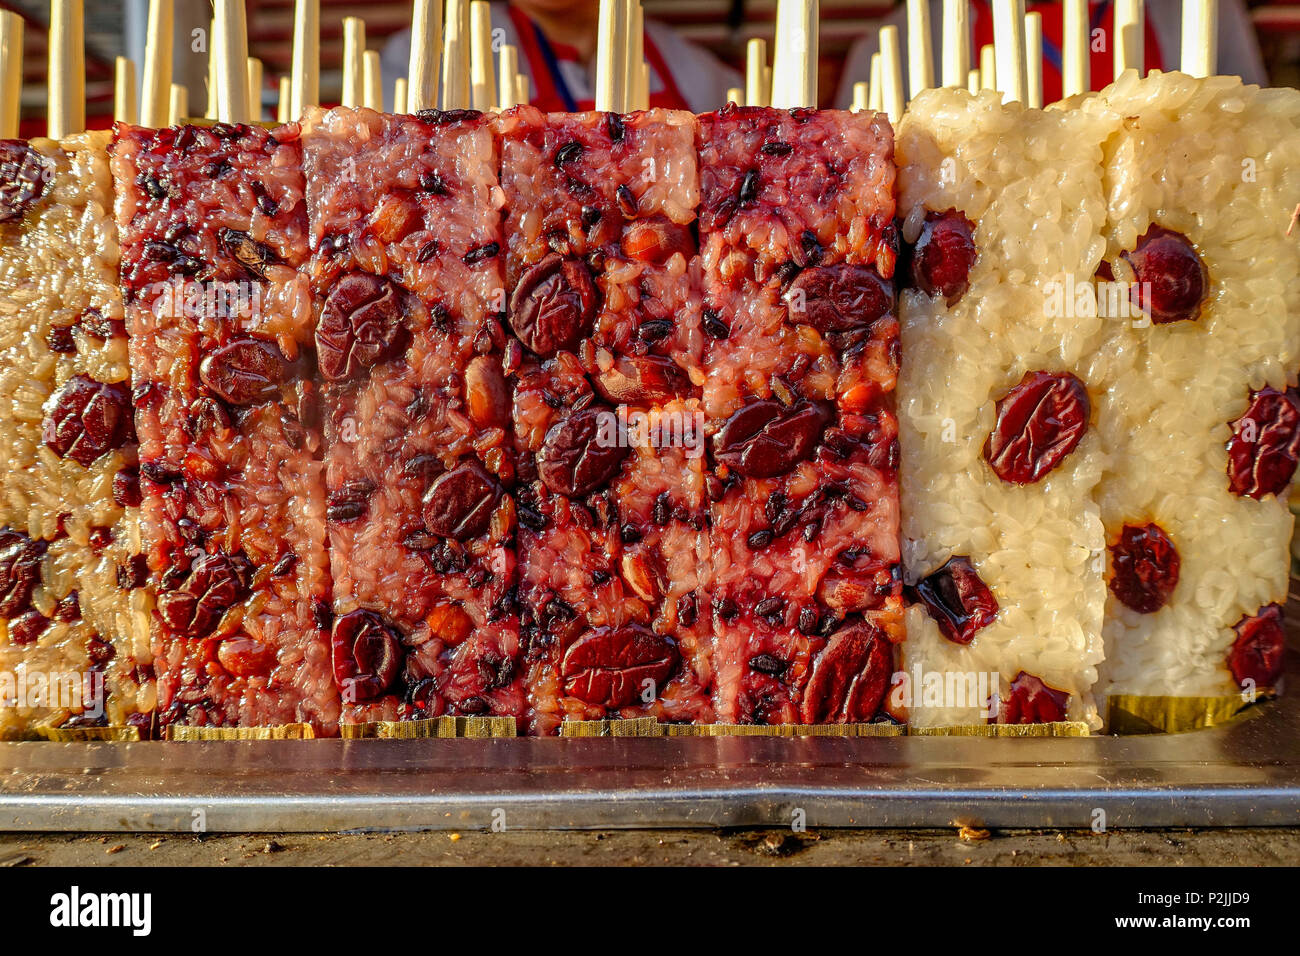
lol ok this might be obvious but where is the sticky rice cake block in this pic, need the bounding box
[0,131,152,737]
[1084,72,1300,704]
[302,107,523,725]
[112,122,337,734]
[896,89,1112,728]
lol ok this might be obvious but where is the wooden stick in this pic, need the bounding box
[342,17,365,109]
[169,82,187,125]
[979,43,996,91]
[393,76,408,114]
[726,87,742,106]
[214,0,250,124]
[851,81,868,113]
[1024,12,1042,108]
[114,56,137,125]
[763,65,772,103]
[942,0,969,89]
[746,38,768,107]
[879,24,904,123]
[630,0,645,110]
[594,0,627,112]
[469,1,496,112]
[247,56,263,120]
[408,0,442,112]
[290,0,319,117]
[515,72,529,107]
[141,0,173,127]
[497,44,518,110]
[206,16,219,118]
[868,52,882,112]
[49,0,85,138]
[0,13,22,138]
[1062,0,1089,97]
[1114,0,1143,80]
[441,0,470,110]
[364,51,382,111]
[277,75,292,122]
[1181,0,1218,78]
[967,68,980,93]
[992,0,1026,103]
[907,0,934,99]
[771,0,818,110]
[640,62,650,110]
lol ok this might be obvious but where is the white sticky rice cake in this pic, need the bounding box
[0,131,152,738]
[1082,72,1300,722]
[896,88,1112,729]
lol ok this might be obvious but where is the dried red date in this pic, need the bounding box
[712,399,832,479]
[219,227,281,281]
[316,272,410,381]
[1108,522,1180,614]
[620,216,696,264]
[155,553,251,639]
[800,623,892,724]
[560,624,678,708]
[331,608,404,701]
[217,635,277,677]
[1226,387,1300,499]
[1228,604,1285,689]
[998,671,1069,724]
[422,461,502,540]
[912,210,977,303]
[8,609,49,645]
[0,141,51,222]
[0,529,44,618]
[817,551,896,613]
[592,355,690,406]
[913,555,999,645]
[1121,226,1208,325]
[984,371,1090,484]
[42,375,133,467]
[537,406,630,497]
[112,465,142,508]
[508,254,597,357]
[784,264,892,332]
[464,355,510,429]
[198,337,286,405]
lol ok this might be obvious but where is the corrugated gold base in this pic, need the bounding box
[166,723,316,741]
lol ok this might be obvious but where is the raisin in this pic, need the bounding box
[331,608,404,701]
[199,337,286,405]
[676,592,698,628]
[403,454,444,485]
[217,635,277,677]
[42,375,133,467]
[554,141,583,166]
[46,324,76,354]
[912,555,999,645]
[749,653,787,676]
[651,492,671,526]
[1226,386,1300,499]
[9,609,49,645]
[0,141,51,221]
[116,554,149,590]
[784,264,892,332]
[155,553,251,639]
[419,169,448,194]
[537,406,629,497]
[218,227,281,281]
[271,552,297,576]
[615,184,638,217]
[912,210,977,304]
[88,526,113,552]
[998,672,1069,724]
[560,624,678,707]
[761,141,793,156]
[508,254,598,357]
[621,216,695,264]
[702,308,729,339]
[712,399,832,479]
[316,272,410,381]
[422,461,502,540]
[638,319,674,343]
[1121,225,1208,325]
[801,623,892,723]
[79,307,125,340]
[250,180,279,216]
[593,354,690,406]
[1108,522,1180,614]
[53,591,81,622]
[738,168,759,204]
[1228,604,1286,690]
[755,597,785,623]
[328,480,375,523]
[463,241,500,266]
[984,371,1090,484]
[606,113,626,142]
[86,635,115,666]
[416,239,439,262]
[112,465,142,508]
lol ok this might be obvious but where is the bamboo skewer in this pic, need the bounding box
[907,0,934,100]
[771,0,818,110]
[851,81,868,113]
[979,43,996,91]
[1115,0,1143,80]
[364,51,382,111]
[726,87,742,106]
[745,38,769,108]
[640,62,650,109]
[206,16,219,118]
[342,17,365,109]
[595,0,627,113]
[278,75,292,122]
[114,56,137,125]
[0,13,21,138]
[941,0,969,89]
[214,0,250,124]
[469,1,496,112]
[408,0,442,113]
[394,76,408,114]
[1181,0,1218,78]
[141,0,173,128]
[1025,11,1042,108]
[441,0,470,111]
[247,56,263,120]
[169,83,187,125]
[497,44,518,110]
[967,68,980,93]
[868,52,882,112]
[515,73,530,107]
[629,0,646,111]
[1062,0,1089,97]
[290,0,319,118]
[879,25,904,123]
[992,0,1026,104]
[48,0,85,138]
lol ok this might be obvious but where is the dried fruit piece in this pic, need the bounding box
[592,354,690,406]
[1108,522,1180,614]
[316,272,410,381]
[464,355,510,428]
[712,399,832,479]
[1227,604,1285,689]
[9,609,49,645]
[217,635,277,677]
[422,461,502,540]
[219,227,281,281]
[913,555,999,645]
[560,624,678,708]
[800,623,892,723]
[537,406,629,497]
[508,253,598,357]
[331,608,404,702]
[912,210,977,303]
[1226,386,1300,499]
[783,264,892,332]
[0,141,51,222]
[42,375,133,467]
[1121,225,1208,325]
[156,553,252,639]
[998,671,1069,724]
[198,337,286,405]
[620,216,696,264]
[984,371,1090,484]
[0,529,44,618]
